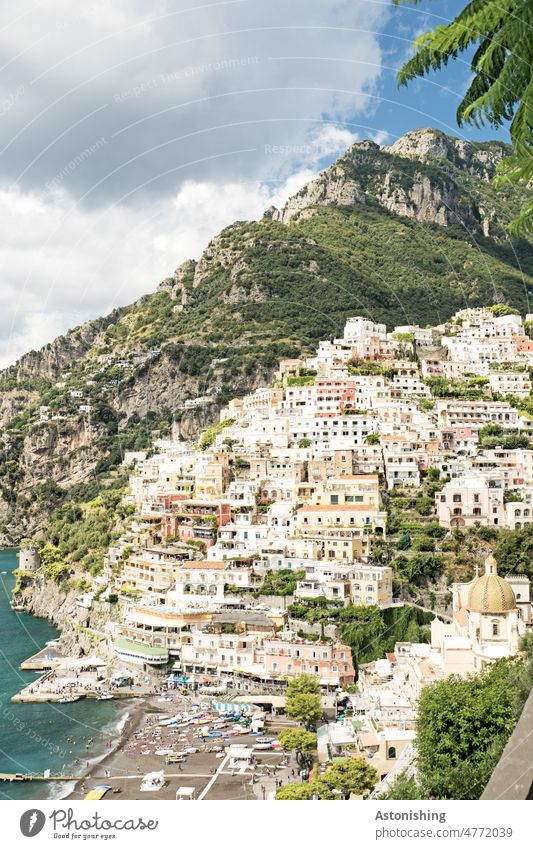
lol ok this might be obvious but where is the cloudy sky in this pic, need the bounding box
[0,0,510,366]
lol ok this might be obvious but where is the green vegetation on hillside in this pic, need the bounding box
[288,600,432,665]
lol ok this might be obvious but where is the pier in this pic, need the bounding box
[0,773,82,782]
[20,643,64,670]
[12,650,158,703]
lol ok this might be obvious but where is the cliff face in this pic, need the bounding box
[0,127,530,544]
[16,573,122,659]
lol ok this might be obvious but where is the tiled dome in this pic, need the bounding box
[467,555,516,613]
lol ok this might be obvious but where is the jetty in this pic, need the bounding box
[0,772,82,782]
[20,643,64,670]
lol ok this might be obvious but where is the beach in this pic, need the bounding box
[67,694,296,801]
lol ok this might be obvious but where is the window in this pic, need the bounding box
[387,747,397,760]
[492,621,499,637]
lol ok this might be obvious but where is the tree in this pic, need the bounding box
[285,692,323,730]
[285,674,323,729]
[495,524,533,577]
[278,727,317,767]
[416,661,518,799]
[275,782,314,800]
[393,0,533,235]
[286,672,320,696]
[415,495,434,516]
[315,757,378,799]
[377,770,425,800]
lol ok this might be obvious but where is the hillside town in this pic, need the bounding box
[16,306,533,796]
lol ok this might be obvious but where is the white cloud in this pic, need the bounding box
[0,0,389,199]
[309,125,361,160]
[0,169,315,367]
[0,0,391,366]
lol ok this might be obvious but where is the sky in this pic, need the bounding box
[0,0,512,367]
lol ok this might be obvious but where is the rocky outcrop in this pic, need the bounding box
[2,318,104,384]
[18,421,103,492]
[272,164,366,224]
[374,169,475,228]
[15,573,122,659]
[0,389,40,427]
[385,127,507,181]
[158,258,197,300]
[192,225,251,288]
[271,126,510,235]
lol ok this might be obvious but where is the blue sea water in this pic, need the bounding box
[0,549,129,800]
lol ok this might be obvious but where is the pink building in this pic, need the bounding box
[313,378,359,414]
[514,336,533,354]
[263,639,355,686]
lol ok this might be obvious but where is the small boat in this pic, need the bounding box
[96,693,114,700]
[58,695,81,703]
[159,713,183,727]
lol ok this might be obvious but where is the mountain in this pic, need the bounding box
[0,127,531,543]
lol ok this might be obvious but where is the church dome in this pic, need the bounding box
[467,555,516,613]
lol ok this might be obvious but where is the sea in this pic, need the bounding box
[0,548,130,800]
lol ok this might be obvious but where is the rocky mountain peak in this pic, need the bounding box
[385,127,509,181]
[270,126,513,236]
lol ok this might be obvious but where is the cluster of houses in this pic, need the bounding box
[56,307,533,778]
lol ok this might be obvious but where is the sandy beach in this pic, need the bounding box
[66,694,296,801]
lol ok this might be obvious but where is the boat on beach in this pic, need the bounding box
[158,713,183,727]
